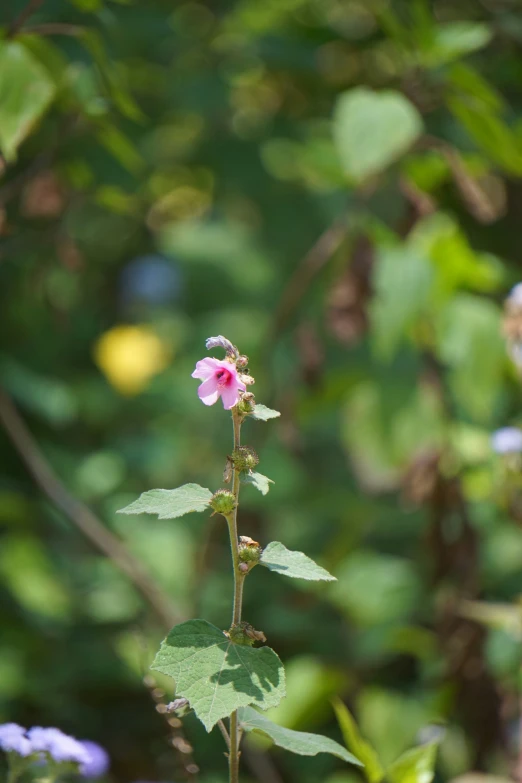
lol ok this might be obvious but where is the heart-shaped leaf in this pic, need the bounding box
[117,484,212,519]
[333,88,423,183]
[238,706,362,765]
[152,620,286,731]
[260,542,336,581]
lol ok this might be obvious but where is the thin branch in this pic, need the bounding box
[22,23,84,36]
[268,219,347,340]
[8,0,45,38]
[217,720,231,751]
[0,387,181,629]
[242,743,286,783]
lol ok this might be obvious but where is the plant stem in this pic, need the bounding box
[226,409,245,783]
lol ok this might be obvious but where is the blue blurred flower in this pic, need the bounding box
[0,724,32,757]
[491,427,522,454]
[27,727,90,765]
[120,255,182,306]
[79,741,110,778]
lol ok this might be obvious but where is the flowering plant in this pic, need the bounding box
[0,724,108,783]
[118,336,362,782]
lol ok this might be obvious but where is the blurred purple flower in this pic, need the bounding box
[120,255,182,306]
[0,724,32,757]
[79,741,110,778]
[27,728,90,765]
[507,283,522,307]
[491,427,522,454]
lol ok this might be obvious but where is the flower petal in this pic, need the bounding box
[220,383,241,410]
[197,377,220,406]
[191,357,221,380]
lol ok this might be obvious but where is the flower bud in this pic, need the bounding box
[167,698,189,713]
[236,355,249,368]
[210,489,236,516]
[205,335,238,359]
[231,446,259,472]
[238,535,262,565]
[238,562,249,573]
[227,622,266,646]
[238,392,255,415]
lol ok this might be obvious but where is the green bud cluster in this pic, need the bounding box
[210,489,236,516]
[238,392,256,415]
[227,622,266,646]
[238,535,262,565]
[231,446,259,472]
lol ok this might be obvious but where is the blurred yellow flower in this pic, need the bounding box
[94,325,170,395]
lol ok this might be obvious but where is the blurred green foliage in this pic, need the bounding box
[1,0,522,782]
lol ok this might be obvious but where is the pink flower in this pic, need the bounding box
[192,358,246,409]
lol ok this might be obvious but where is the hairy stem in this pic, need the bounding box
[226,408,245,783]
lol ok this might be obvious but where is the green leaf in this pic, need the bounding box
[430,22,492,65]
[387,742,439,783]
[448,97,522,176]
[333,699,384,783]
[0,41,55,160]
[260,542,336,582]
[333,88,423,183]
[250,404,281,421]
[242,472,274,495]
[117,484,212,519]
[151,620,286,731]
[370,246,433,360]
[435,294,504,421]
[238,706,362,765]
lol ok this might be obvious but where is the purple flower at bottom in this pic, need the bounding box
[27,728,90,765]
[491,427,522,455]
[79,741,110,778]
[0,724,32,757]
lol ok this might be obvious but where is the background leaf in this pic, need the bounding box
[0,41,55,160]
[333,699,384,783]
[387,742,440,783]
[333,88,423,182]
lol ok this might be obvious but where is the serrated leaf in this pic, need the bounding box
[333,88,423,183]
[151,620,286,731]
[238,706,362,765]
[260,542,336,582]
[387,742,439,783]
[333,698,384,783]
[250,404,281,421]
[0,41,56,160]
[117,484,212,519]
[242,472,274,495]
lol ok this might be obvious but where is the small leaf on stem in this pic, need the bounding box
[238,706,362,765]
[250,404,281,421]
[117,484,213,519]
[260,541,336,581]
[152,620,286,732]
[242,472,274,495]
